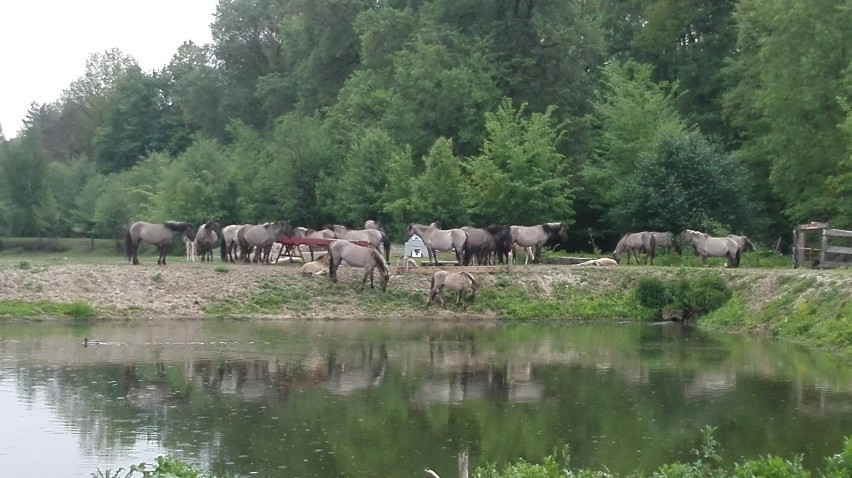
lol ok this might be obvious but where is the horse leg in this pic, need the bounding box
[131,241,140,265]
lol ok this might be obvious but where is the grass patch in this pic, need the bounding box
[0,299,98,320]
[214,266,230,273]
[151,272,164,283]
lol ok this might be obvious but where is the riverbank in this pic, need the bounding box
[0,259,850,353]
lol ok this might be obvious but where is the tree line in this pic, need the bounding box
[0,0,849,251]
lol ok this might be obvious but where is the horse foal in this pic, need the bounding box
[426,271,479,310]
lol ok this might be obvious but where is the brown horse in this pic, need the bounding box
[425,271,479,310]
[328,240,390,291]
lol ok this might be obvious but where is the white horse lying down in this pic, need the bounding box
[575,258,618,267]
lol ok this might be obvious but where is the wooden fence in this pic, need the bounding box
[793,222,852,269]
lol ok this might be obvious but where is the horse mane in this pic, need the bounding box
[163,221,191,231]
[372,248,389,275]
[614,233,629,253]
[461,271,478,290]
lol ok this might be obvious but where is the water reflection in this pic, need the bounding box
[1,321,851,478]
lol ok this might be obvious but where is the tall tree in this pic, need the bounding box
[609,130,752,234]
[0,130,48,235]
[466,99,574,225]
[632,0,738,140]
[321,128,411,226]
[723,0,852,228]
[408,137,469,226]
[93,68,191,173]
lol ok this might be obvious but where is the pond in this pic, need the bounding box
[1,320,851,478]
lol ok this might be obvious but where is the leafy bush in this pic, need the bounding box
[635,277,674,311]
[682,274,732,315]
[634,274,731,319]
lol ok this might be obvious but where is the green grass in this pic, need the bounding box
[0,299,98,320]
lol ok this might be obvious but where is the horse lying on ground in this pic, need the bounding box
[328,240,390,291]
[300,253,331,276]
[126,221,195,265]
[575,258,618,266]
[425,271,479,310]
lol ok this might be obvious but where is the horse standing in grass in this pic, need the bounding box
[510,223,569,264]
[425,271,479,310]
[126,221,196,265]
[327,240,390,291]
[404,222,469,266]
[221,224,247,263]
[184,236,197,262]
[650,231,681,256]
[681,230,741,268]
[240,221,294,264]
[195,219,223,262]
[461,226,496,265]
[728,234,756,255]
[613,232,656,265]
[327,224,391,263]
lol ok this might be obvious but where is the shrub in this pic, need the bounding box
[635,277,674,311]
[634,274,731,319]
[682,274,732,315]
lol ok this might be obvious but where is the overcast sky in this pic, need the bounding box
[0,0,218,139]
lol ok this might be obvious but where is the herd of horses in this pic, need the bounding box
[613,229,756,268]
[124,219,755,307]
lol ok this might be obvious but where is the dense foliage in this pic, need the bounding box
[1,0,850,248]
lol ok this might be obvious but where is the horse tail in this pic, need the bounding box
[734,247,742,268]
[381,232,391,263]
[462,234,472,266]
[327,245,337,282]
[648,234,656,265]
[124,229,133,262]
[220,235,228,261]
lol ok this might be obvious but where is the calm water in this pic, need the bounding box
[1,320,851,478]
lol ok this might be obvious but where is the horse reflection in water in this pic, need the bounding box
[125,221,196,265]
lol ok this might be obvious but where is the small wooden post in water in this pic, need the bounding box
[458,450,469,478]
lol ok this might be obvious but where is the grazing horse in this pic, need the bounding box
[650,231,682,255]
[327,224,391,263]
[328,240,390,291]
[613,231,656,265]
[425,271,479,310]
[195,219,223,262]
[240,221,294,264]
[681,230,741,268]
[221,224,247,263]
[510,223,569,264]
[125,221,196,265]
[404,223,469,266]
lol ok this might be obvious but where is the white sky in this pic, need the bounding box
[0,0,219,139]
